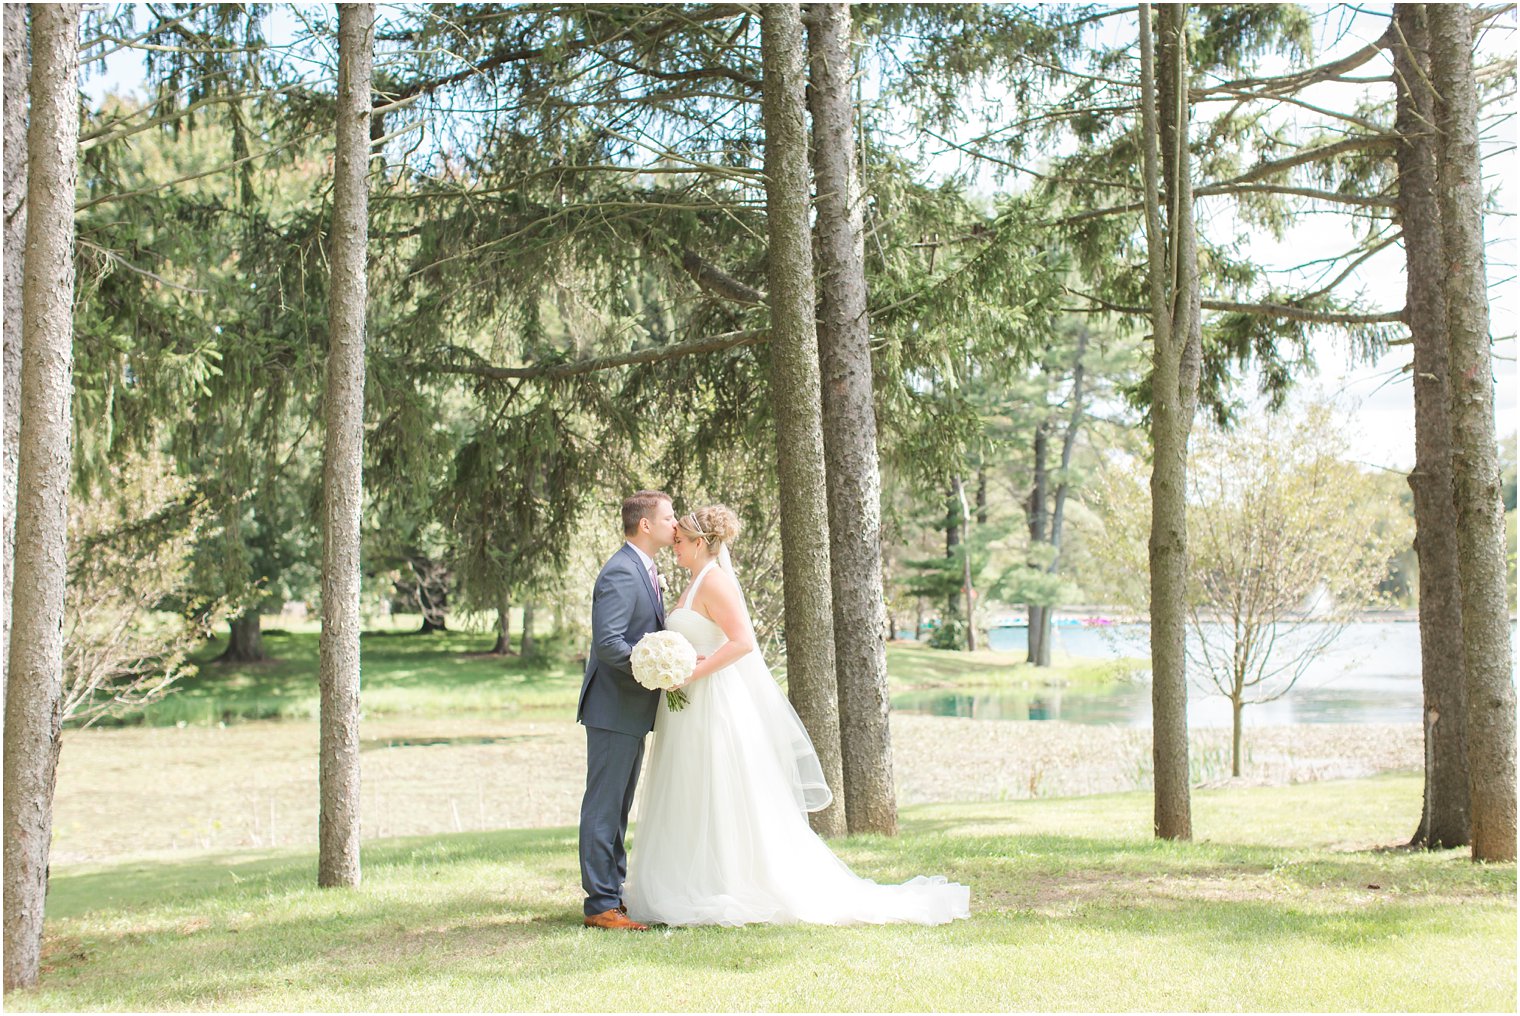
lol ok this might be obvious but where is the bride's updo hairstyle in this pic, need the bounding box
[678,505,740,553]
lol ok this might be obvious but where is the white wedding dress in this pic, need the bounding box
[624,560,970,927]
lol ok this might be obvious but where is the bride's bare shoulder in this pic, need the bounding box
[695,564,739,604]
[709,563,741,590]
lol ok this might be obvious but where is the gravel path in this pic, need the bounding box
[51,715,1422,866]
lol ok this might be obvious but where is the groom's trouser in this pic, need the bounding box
[579,725,646,916]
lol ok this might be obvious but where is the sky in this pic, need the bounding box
[82,3,1517,474]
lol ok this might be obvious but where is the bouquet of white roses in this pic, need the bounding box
[631,629,696,711]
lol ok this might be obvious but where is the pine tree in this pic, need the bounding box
[317,2,374,889]
[3,4,81,989]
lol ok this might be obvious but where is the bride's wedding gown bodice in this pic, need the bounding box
[664,606,726,658]
[624,561,970,928]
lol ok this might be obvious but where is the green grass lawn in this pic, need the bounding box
[105,619,1138,727]
[10,774,1513,1012]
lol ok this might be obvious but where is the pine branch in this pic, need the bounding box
[1197,20,1398,97]
[79,86,306,150]
[1194,182,1397,208]
[75,127,329,212]
[1055,134,1402,226]
[379,5,747,105]
[1065,286,1404,325]
[681,251,765,304]
[1222,134,1399,186]
[416,328,768,382]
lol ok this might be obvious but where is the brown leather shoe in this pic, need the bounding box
[584,908,649,931]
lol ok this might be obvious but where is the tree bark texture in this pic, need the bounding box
[761,2,846,838]
[521,600,535,656]
[1141,3,1199,841]
[1393,3,1470,850]
[2,4,78,990]
[2,3,28,708]
[1428,2,1516,863]
[807,1,896,837]
[318,2,373,889]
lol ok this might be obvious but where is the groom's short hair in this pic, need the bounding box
[622,490,671,535]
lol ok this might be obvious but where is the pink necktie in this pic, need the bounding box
[649,564,660,599]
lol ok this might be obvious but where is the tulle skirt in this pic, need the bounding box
[623,650,970,927]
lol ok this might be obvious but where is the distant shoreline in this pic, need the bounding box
[922,608,1431,630]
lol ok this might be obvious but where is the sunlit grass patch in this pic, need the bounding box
[13,775,1513,1012]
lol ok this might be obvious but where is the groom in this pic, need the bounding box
[576,489,675,930]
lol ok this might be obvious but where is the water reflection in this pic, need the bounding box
[893,620,1429,727]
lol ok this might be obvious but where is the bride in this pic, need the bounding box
[624,505,970,928]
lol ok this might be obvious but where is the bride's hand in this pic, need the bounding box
[677,658,706,689]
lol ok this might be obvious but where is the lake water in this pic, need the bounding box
[892,620,1429,728]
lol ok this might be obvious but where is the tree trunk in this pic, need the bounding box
[491,594,512,655]
[1027,604,1044,664]
[952,475,977,651]
[808,1,896,837]
[2,3,27,710]
[1429,2,1516,863]
[975,469,988,526]
[1036,606,1054,668]
[1232,697,1244,778]
[218,610,268,663]
[761,1,846,838]
[521,600,535,656]
[2,4,78,990]
[408,556,449,632]
[1140,3,1199,841]
[1043,331,1087,673]
[317,2,373,889]
[1393,3,1470,850]
[945,486,961,623]
[1026,422,1049,664]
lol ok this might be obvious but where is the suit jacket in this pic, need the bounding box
[577,543,664,736]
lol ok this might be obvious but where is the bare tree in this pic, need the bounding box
[807,1,896,837]
[1182,409,1411,776]
[318,2,374,889]
[1429,2,1516,864]
[2,3,27,706]
[1139,2,1201,841]
[3,3,79,990]
[1392,2,1470,850]
[762,1,846,837]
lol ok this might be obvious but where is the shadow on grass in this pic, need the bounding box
[46,826,576,921]
[36,815,1515,1012]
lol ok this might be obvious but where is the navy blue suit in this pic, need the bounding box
[577,543,663,916]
